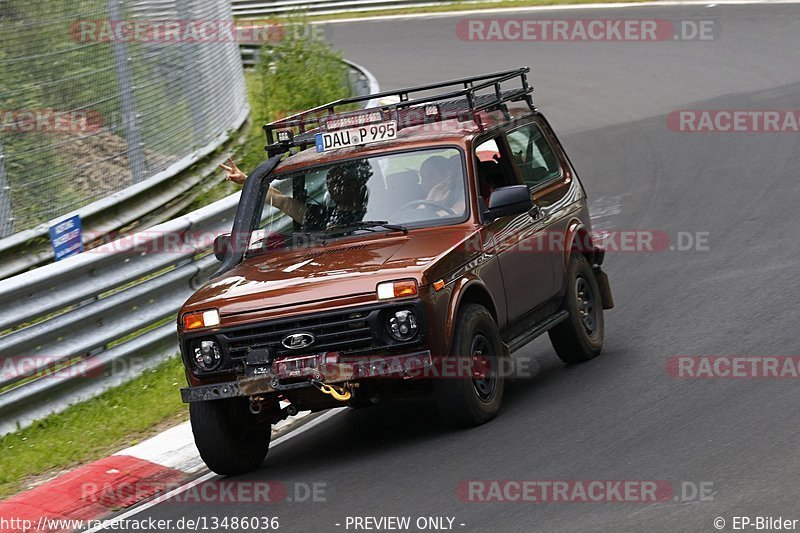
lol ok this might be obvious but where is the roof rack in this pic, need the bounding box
[263,67,534,156]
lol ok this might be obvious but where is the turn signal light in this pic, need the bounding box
[183,309,220,330]
[377,280,418,300]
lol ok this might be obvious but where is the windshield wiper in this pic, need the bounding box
[322,220,409,238]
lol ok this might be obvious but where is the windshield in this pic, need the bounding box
[247,147,467,253]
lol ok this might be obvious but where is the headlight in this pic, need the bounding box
[377,279,418,300]
[192,339,223,371]
[183,309,220,330]
[387,309,419,342]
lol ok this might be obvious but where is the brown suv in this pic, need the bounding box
[178,68,613,475]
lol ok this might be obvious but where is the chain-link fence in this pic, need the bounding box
[0,0,248,237]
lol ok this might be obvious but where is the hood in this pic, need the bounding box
[183,227,476,316]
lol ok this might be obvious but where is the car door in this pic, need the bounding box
[476,135,556,324]
[506,119,574,300]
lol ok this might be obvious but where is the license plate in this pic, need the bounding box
[315,121,397,152]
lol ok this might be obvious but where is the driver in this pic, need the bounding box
[419,155,465,215]
[219,158,370,231]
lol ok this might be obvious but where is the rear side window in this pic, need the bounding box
[507,124,561,189]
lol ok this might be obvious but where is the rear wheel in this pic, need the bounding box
[549,252,604,364]
[434,304,507,427]
[190,397,271,475]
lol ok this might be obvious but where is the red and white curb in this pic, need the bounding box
[0,410,320,533]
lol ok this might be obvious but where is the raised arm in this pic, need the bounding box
[219,158,307,224]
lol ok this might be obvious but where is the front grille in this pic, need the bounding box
[217,302,425,361]
[223,311,372,359]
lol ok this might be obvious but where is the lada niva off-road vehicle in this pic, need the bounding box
[178,68,613,475]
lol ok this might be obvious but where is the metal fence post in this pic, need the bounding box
[0,140,13,237]
[107,0,148,183]
[0,141,14,238]
[176,0,208,146]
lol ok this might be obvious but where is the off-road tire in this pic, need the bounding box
[190,397,271,475]
[434,304,507,427]
[548,252,604,364]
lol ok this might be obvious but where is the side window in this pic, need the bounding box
[506,124,561,189]
[474,137,517,207]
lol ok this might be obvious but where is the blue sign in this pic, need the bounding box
[49,214,83,261]
[315,133,324,153]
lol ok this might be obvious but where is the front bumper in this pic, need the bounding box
[181,349,433,402]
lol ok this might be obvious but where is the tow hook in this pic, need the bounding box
[313,381,352,402]
[250,396,300,423]
[249,396,265,414]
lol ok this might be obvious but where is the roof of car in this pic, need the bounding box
[263,68,537,174]
[273,106,536,175]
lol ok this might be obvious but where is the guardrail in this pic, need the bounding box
[0,110,249,281]
[0,63,380,436]
[0,195,235,435]
[231,0,457,17]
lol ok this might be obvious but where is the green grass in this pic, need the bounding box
[0,356,187,500]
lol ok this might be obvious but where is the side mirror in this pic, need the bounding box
[213,234,231,262]
[484,184,532,221]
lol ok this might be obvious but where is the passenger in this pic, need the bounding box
[305,162,370,230]
[219,158,370,231]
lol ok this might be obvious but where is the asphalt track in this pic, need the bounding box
[106,4,800,532]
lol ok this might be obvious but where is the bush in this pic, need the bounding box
[186,19,352,209]
[255,19,350,125]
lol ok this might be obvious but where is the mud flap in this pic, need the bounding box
[593,267,614,310]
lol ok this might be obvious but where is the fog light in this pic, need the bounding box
[276,129,293,144]
[387,309,419,342]
[193,339,222,371]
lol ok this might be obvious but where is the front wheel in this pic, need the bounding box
[548,252,604,364]
[190,397,271,475]
[433,304,507,427]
